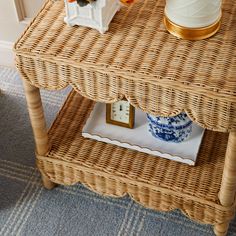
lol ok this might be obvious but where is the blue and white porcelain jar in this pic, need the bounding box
[147,112,193,143]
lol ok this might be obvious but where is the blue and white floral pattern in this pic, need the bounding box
[147,112,193,143]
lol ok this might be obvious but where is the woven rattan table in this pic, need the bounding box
[14,0,236,235]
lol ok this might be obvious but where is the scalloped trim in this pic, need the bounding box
[39,168,235,226]
[20,74,233,133]
[82,133,195,165]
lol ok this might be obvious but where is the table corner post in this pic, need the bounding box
[22,80,56,189]
[214,131,236,235]
[219,131,236,206]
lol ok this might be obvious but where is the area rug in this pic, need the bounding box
[0,66,235,236]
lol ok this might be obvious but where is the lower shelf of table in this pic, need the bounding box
[37,91,235,225]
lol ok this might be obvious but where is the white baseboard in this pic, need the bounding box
[0,41,15,67]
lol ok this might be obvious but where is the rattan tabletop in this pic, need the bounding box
[14,0,236,132]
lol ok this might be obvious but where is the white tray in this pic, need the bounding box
[82,103,205,165]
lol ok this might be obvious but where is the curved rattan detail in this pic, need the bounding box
[14,0,236,132]
[16,62,236,132]
[16,59,236,132]
[37,159,235,225]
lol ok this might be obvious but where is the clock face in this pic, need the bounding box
[111,101,130,123]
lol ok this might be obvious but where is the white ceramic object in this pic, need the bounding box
[82,103,205,166]
[64,0,121,33]
[147,113,193,143]
[165,0,222,28]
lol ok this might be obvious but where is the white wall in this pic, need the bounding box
[0,0,44,66]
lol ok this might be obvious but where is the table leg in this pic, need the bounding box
[214,222,229,236]
[214,132,236,235]
[23,81,56,189]
[41,172,56,190]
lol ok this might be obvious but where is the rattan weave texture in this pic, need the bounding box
[14,0,236,132]
[37,91,235,225]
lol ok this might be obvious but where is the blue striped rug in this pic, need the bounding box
[0,66,235,236]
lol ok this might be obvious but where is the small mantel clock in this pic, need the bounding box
[106,100,135,128]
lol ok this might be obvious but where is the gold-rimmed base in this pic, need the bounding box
[164,15,222,40]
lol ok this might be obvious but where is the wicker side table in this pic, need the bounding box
[15,0,236,235]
